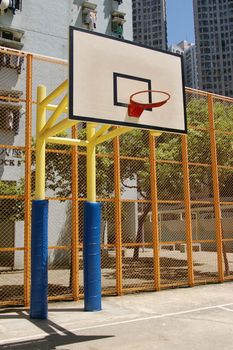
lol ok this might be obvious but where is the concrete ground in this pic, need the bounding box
[2,248,231,291]
[0,283,233,349]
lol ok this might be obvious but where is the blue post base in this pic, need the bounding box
[84,201,102,311]
[30,200,48,319]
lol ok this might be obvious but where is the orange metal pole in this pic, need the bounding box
[181,134,194,286]
[149,133,160,291]
[71,125,79,300]
[208,94,224,282]
[24,54,33,306]
[113,135,123,295]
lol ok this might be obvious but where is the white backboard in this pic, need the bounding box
[69,27,187,134]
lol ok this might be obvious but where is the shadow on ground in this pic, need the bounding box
[0,309,113,349]
[102,256,220,285]
[0,255,228,304]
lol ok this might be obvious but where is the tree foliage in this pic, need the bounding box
[0,179,24,221]
[119,98,233,258]
[43,129,114,199]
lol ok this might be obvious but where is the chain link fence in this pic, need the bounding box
[0,48,233,306]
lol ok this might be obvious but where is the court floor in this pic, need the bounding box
[0,282,233,349]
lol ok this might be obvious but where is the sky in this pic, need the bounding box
[166,0,195,46]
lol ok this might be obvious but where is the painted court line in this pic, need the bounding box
[0,302,233,345]
[219,306,233,312]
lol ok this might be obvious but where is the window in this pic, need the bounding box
[14,0,22,12]
[112,22,124,38]
[2,31,13,40]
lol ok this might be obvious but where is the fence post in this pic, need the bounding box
[24,53,33,306]
[71,125,79,300]
[181,134,194,286]
[114,135,123,295]
[149,133,160,291]
[208,94,224,282]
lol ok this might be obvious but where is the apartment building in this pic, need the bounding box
[170,40,198,89]
[132,0,167,50]
[193,0,233,96]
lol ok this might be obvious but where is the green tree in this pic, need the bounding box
[42,130,114,199]
[119,98,233,259]
[0,180,24,221]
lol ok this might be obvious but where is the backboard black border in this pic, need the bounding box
[113,73,152,111]
[69,26,187,134]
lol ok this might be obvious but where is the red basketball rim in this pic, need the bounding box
[128,90,171,118]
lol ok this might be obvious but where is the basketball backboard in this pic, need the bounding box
[69,27,187,134]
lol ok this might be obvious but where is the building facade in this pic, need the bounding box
[193,0,233,96]
[0,1,133,269]
[0,0,133,58]
[169,41,198,89]
[0,0,133,182]
[132,0,167,50]
[0,0,133,174]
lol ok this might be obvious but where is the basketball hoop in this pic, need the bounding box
[128,90,171,118]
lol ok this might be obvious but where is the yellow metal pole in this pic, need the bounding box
[46,104,68,113]
[24,53,33,306]
[149,133,160,291]
[30,85,48,319]
[181,134,194,286]
[35,85,46,200]
[41,95,68,133]
[84,123,102,311]
[94,127,131,145]
[87,123,96,202]
[71,125,79,301]
[91,125,111,142]
[47,136,88,147]
[40,80,68,108]
[208,94,224,282]
[113,134,123,295]
[42,118,78,139]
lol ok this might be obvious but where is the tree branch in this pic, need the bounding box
[121,178,147,199]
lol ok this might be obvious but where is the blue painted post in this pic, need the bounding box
[83,201,102,311]
[30,200,48,319]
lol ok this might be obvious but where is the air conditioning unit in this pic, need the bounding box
[0,89,23,135]
[0,0,22,15]
[0,25,24,49]
[0,0,10,14]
